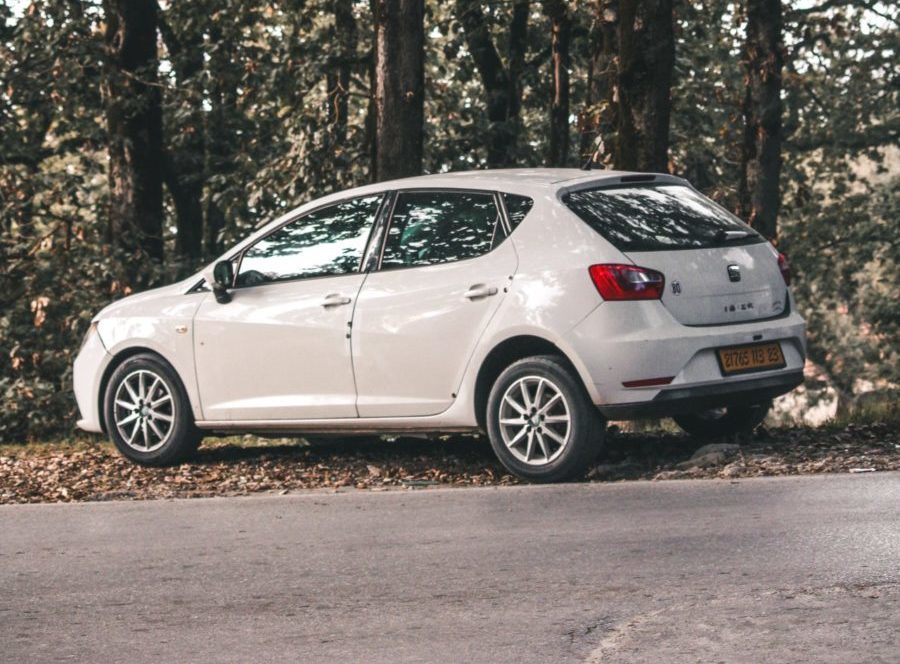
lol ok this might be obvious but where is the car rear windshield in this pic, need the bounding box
[562,184,764,252]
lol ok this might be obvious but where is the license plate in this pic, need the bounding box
[716,342,785,376]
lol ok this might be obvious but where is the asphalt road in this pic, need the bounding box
[1,474,898,663]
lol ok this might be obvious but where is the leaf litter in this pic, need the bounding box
[0,423,897,504]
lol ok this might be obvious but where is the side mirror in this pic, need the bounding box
[212,260,234,304]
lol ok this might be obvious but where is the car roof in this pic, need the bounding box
[379,168,633,188]
[351,167,670,192]
[303,168,687,208]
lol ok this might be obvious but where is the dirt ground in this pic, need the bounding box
[1,422,897,504]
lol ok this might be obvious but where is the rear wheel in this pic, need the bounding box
[104,353,202,465]
[486,355,604,482]
[673,401,771,438]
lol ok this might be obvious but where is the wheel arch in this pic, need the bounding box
[472,335,585,431]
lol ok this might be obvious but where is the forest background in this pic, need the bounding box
[0,0,896,441]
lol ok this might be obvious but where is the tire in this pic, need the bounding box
[104,353,202,465]
[486,355,605,483]
[672,401,771,438]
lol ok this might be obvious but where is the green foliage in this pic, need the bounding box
[779,1,899,397]
[670,0,745,204]
[1,0,897,441]
[825,389,900,428]
[783,178,899,395]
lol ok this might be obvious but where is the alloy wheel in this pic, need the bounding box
[498,375,572,465]
[113,369,175,452]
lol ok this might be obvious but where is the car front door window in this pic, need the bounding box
[237,195,383,287]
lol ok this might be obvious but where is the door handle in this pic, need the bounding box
[464,284,498,300]
[321,293,352,308]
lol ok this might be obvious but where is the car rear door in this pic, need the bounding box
[351,190,517,417]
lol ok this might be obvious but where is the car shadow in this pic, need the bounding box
[192,429,710,470]
[194,434,501,466]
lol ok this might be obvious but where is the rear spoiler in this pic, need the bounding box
[556,173,691,199]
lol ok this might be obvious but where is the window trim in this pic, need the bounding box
[361,190,396,273]
[373,187,509,273]
[229,193,388,290]
[495,191,513,236]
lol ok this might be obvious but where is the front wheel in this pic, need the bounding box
[104,353,202,465]
[672,401,771,438]
[486,355,604,483]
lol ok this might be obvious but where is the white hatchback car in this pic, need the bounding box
[74,169,805,481]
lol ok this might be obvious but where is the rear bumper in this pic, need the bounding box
[563,294,806,413]
[598,370,803,419]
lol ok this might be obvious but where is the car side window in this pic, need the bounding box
[380,191,501,269]
[502,193,534,230]
[236,195,382,287]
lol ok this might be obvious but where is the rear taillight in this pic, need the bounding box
[588,264,665,301]
[777,252,791,286]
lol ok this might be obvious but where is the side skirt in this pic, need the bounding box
[195,420,481,436]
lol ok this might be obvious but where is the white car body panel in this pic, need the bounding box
[192,273,366,420]
[72,168,806,437]
[565,295,806,408]
[352,239,517,417]
[72,323,110,433]
[628,242,787,325]
[76,281,207,433]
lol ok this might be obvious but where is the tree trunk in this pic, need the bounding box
[373,0,424,181]
[204,20,235,257]
[159,12,205,262]
[455,0,529,168]
[579,0,617,161]
[738,0,783,241]
[101,0,164,266]
[614,0,675,172]
[581,0,674,171]
[507,0,529,123]
[544,1,570,166]
[366,0,378,180]
[327,0,357,148]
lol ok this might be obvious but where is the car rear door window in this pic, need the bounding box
[236,195,382,286]
[563,185,764,251]
[380,191,501,268]
[502,193,534,230]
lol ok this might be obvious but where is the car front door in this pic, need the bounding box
[351,190,517,417]
[193,195,384,422]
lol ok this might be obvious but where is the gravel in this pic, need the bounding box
[1,423,897,504]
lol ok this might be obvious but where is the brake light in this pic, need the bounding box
[588,264,665,301]
[777,252,791,286]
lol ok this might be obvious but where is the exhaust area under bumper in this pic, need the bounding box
[597,370,804,420]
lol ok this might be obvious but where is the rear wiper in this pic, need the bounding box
[715,229,753,242]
